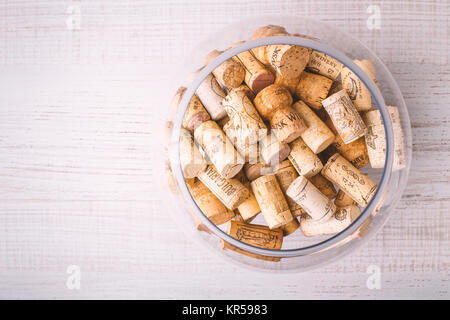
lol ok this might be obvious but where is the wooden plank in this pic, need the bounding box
[0,0,448,299]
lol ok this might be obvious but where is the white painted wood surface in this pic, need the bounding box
[0,0,449,299]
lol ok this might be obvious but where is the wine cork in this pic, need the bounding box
[194,120,244,179]
[254,84,293,116]
[356,215,372,239]
[233,171,261,221]
[222,88,267,145]
[233,49,275,94]
[321,153,377,207]
[236,188,261,221]
[259,133,291,166]
[222,121,259,163]
[187,179,235,225]
[334,189,357,207]
[340,60,375,112]
[273,160,305,217]
[266,44,310,79]
[292,100,335,153]
[186,189,214,234]
[274,73,300,95]
[295,71,333,109]
[204,49,245,89]
[309,174,337,200]
[189,211,212,234]
[234,138,259,163]
[204,49,222,65]
[300,205,360,237]
[198,165,250,210]
[269,106,307,144]
[171,87,186,112]
[250,26,310,79]
[318,110,369,168]
[185,177,196,188]
[179,128,207,178]
[286,175,336,221]
[331,134,369,169]
[254,84,307,144]
[174,87,210,132]
[306,50,343,80]
[165,161,179,195]
[225,83,256,101]
[251,26,286,64]
[322,89,368,144]
[251,25,287,49]
[222,220,283,262]
[288,138,323,178]
[164,120,173,151]
[244,161,273,181]
[354,59,376,82]
[363,106,406,171]
[281,217,300,236]
[251,174,293,229]
[233,209,258,223]
[196,73,228,120]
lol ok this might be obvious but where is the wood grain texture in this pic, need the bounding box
[0,0,449,299]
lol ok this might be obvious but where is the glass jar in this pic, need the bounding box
[165,16,412,271]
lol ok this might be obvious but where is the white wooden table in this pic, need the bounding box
[0,0,449,299]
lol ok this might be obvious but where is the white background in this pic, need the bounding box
[0,0,449,299]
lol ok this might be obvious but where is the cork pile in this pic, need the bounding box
[167,25,406,261]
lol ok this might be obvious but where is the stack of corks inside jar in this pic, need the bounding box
[167,25,406,261]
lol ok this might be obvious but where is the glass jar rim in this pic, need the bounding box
[169,35,394,258]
